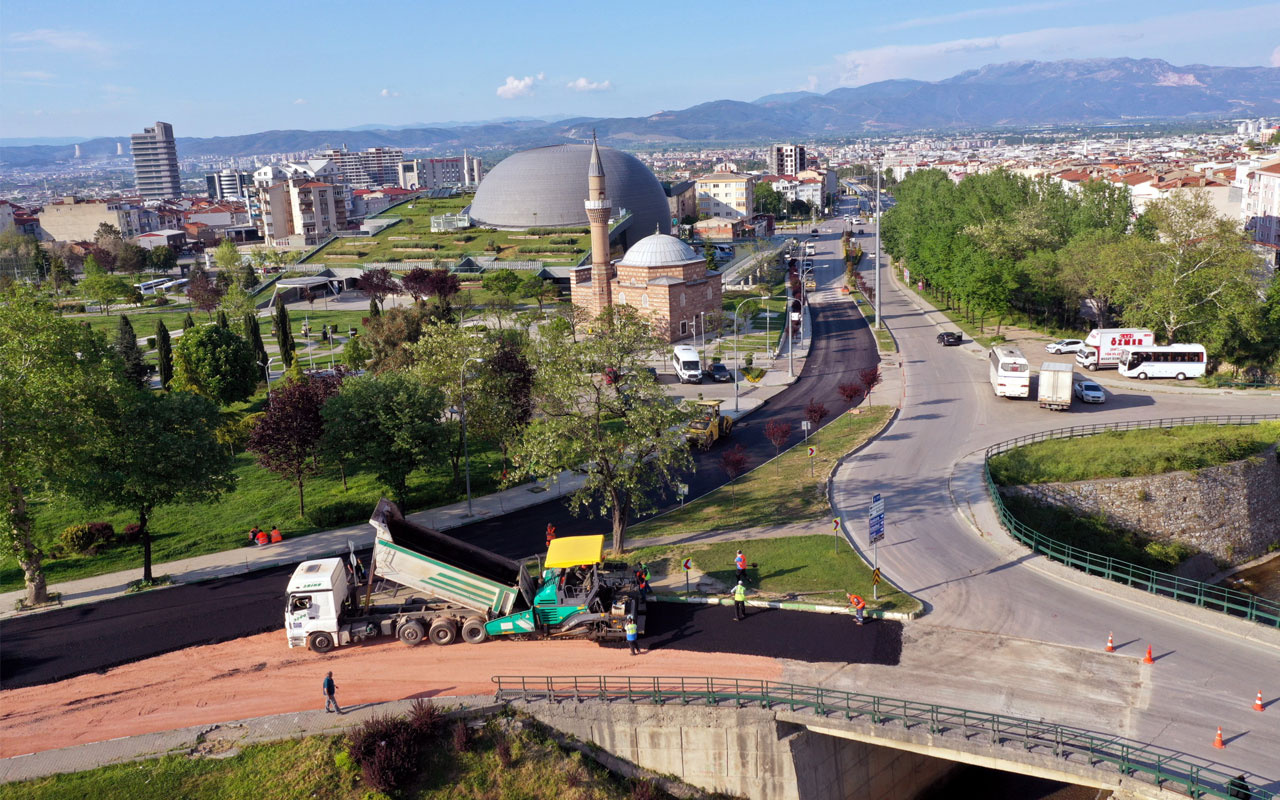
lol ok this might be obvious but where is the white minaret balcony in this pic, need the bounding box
[585,199,611,210]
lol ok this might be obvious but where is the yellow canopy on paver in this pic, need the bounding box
[545,535,605,568]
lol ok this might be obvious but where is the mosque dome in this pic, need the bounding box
[618,233,699,267]
[469,143,671,235]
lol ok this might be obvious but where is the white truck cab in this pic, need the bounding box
[671,345,703,384]
[285,558,348,650]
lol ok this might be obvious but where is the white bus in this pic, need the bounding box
[134,278,169,295]
[989,345,1031,398]
[1117,344,1206,381]
[158,278,188,292]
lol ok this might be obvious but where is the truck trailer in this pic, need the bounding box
[1037,362,1074,411]
[1075,328,1154,371]
[285,499,645,653]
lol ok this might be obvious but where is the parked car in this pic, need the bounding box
[1073,379,1106,403]
[810,228,819,235]
[936,332,962,346]
[1046,339,1085,355]
[705,363,734,383]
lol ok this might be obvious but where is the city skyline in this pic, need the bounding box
[2,0,1278,140]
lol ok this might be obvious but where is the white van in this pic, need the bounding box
[671,346,703,384]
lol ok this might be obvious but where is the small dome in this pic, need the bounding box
[618,233,698,267]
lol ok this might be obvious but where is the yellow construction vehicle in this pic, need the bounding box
[685,399,734,449]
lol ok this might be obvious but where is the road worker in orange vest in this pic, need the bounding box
[847,593,866,625]
[254,527,270,546]
[269,526,284,544]
[735,550,746,583]
[545,523,557,549]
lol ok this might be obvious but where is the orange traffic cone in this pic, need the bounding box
[1254,691,1265,712]
[1142,645,1154,664]
[1105,632,1115,652]
[1212,727,1225,749]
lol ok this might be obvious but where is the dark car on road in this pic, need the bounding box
[705,363,734,382]
[936,332,962,346]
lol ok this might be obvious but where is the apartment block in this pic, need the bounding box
[37,196,153,242]
[206,169,252,201]
[131,121,181,200]
[398,154,484,190]
[695,172,754,219]
[771,144,806,178]
[1243,159,1280,249]
[258,180,347,246]
[315,147,404,189]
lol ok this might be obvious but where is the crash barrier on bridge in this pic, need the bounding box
[493,675,1273,800]
[983,414,1280,629]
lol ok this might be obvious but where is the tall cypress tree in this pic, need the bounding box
[216,309,229,329]
[156,320,173,389]
[182,312,196,330]
[368,297,381,318]
[114,315,149,389]
[274,295,294,368]
[243,312,268,373]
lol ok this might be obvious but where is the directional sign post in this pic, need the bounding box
[801,419,811,442]
[677,482,689,507]
[808,445,817,477]
[682,557,693,596]
[868,493,885,600]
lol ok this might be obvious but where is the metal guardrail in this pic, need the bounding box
[985,415,1280,628]
[493,675,1272,800]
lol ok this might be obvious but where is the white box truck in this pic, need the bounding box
[1037,362,1074,410]
[1076,328,1154,371]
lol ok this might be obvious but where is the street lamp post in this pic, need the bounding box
[263,355,282,399]
[732,294,787,413]
[459,356,484,517]
[875,159,882,331]
[799,266,817,344]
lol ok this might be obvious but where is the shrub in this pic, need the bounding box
[121,523,143,543]
[59,522,115,555]
[345,713,420,794]
[516,245,583,254]
[548,236,580,245]
[451,720,470,753]
[146,336,157,349]
[152,295,170,306]
[307,498,370,529]
[408,698,443,736]
[495,733,513,767]
[630,779,662,800]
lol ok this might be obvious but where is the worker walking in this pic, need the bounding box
[847,593,866,626]
[545,523,557,549]
[625,615,640,655]
[732,581,748,620]
[734,550,747,583]
[322,671,341,713]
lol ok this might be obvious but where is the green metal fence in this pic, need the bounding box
[984,415,1280,628]
[493,675,1273,800]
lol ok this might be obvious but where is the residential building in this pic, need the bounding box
[693,217,748,241]
[350,186,415,219]
[130,121,181,200]
[665,180,697,224]
[206,169,252,201]
[0,200,15,235]
[315,146,404,189]
[134,229,187,251]
[695,172,754,219]
[37,196,153,242]
[1243,159,1280,249]
[570,137,722,343]
[770,144,806,178]
[398,154,484,190]
[258,180,347,246]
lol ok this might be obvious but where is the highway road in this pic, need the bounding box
[820,220,1280,784]
[0,225,879,688]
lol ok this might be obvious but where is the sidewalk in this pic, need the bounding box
[0,694,497,784]
[0,469,585,621]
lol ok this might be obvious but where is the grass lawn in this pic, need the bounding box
[0,429,509,593]
[629,535,917,611]
[629,405,893,540]
[988,422,1280,486]
[308,195,591,266]
[73,306,204,339]
[851,293,896,353]
[0,717,668,800]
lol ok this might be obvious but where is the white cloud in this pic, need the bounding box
[1272,44,1280,67]
[497,74,541,99]
[879,1,1082,32]
[293,98,307,105]
[831,6,1279,87]
[379,88,400,98]
[567,77,612,92]
[801,75,819,92]
[8,28,112,58]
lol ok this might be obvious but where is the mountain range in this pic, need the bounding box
[3,58,1278,168]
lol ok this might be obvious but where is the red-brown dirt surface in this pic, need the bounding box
[0,632,783,757]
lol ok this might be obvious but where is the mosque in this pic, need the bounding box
[469,137,722,343]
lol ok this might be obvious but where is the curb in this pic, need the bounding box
[652,592,919,621]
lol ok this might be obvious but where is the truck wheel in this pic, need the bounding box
[1176,372,1186,381]
[307,632,335,654]
[397,619,425,646]
[1088,364,1096,372]
[461,618,488,644]
[429,620,457,645]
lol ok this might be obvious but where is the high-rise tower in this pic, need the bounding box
[131,121,181,200]
[585,133,612,311]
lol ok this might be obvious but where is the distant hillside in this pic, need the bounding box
[4,58,1276,168]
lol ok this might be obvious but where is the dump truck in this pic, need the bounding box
[685,399,733,448]
[1037,361,1074,411]
[285,499,644,653]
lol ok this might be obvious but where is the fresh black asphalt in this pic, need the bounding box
[1,259,880,689]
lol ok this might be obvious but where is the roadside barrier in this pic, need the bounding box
[984,415,1280,628]
[493,675,1273,800]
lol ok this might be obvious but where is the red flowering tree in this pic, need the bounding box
[246,371,344,517]
[358,267,401,312]
[719,444,749,505]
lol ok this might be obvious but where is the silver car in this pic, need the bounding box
[1046,339,1084,355]
[1073,379,1106,403]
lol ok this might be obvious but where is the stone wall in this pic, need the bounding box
[1002,445,1280,563]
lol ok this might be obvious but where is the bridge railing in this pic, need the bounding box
[983,415,1280,628]
[493,675,1272,800]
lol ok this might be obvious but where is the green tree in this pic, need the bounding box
[219,282,257,322]
[216,309,229,329]
[114,314,149,389]
[212,239,241,273]
[156,320,174,389]
[518,272,556,313]
[148,245,177,274]
[704,241,716,270]
[172,325,258,405]
[754,182,785,217]
[77,390,234,582]
[1,290,121,606]
[238,261,260,291]
[116,243,147,274]
[243,313,268,374]
[406,320,490,484]
[182,312,196,330]
[508,306,694,553]
[80,270,128,315]
[321,372,448,507]
[341,335,371,371]
[273,295,295,368]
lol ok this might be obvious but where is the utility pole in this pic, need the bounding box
[875,159,882,331]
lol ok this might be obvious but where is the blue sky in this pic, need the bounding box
[2,0,1278,139]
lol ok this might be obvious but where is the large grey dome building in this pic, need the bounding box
[469,143,670,237]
